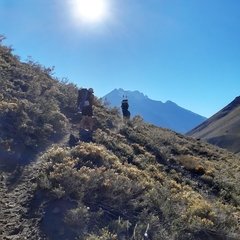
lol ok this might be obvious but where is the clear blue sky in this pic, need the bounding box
[0,0,240,117]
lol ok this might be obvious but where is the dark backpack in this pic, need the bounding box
[77,88,89,113]
[121,99,129,110]
[68,134,79,147]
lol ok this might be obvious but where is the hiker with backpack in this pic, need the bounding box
[69,87,94,146]
[78,88,94,115]
[77,87,95,132]
[121,97,130,121]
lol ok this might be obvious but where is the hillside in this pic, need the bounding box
[0,39,78,167]
[103,88,206,133]
[0,40,240,240]
[188,96,240,153]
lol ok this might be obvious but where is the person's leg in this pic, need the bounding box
[85,116,93,131]
[80,115,87,130]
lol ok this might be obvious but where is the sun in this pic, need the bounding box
[70,0,108,23]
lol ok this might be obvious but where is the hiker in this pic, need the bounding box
[121,97,130,121]
[68,88,94,147]
[77,87,95,132]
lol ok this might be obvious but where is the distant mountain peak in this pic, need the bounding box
[165,100,177,106]
[103,88,206,133]
[112,88,148,100]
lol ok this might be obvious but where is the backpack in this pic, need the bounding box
[77,88,89,113]
[121,99,129,110]
[68,134,79,147]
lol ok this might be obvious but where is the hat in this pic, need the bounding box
[88,88,94,93]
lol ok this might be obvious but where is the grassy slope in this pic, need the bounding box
[0,42,78,166]
[0,40,240,240]
[35,108,240,239]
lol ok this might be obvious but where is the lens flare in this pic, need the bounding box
[70,0,108,23]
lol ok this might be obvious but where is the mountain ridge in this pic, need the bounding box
[103,88,206,133]
[188,96,240,153]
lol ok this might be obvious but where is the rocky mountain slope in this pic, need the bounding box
[103,88,206,133]
[188,96,240,153]
[0,39,240,240]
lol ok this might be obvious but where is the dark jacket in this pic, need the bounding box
[82,92,94,116]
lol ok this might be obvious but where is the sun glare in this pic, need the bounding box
[70,0,108,23]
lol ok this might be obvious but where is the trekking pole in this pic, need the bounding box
[144,224,149,239]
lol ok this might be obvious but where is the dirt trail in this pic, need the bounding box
[0,159,43,240]
[0,128,74,240]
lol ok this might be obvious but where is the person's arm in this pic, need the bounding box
[89,93,95,106]
[77,91,81,107]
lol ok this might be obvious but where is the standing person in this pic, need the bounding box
[121,97,130,121]
[79,88,94,131]
[69,88,95,146]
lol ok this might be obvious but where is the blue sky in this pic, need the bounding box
[0,0,240,117]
